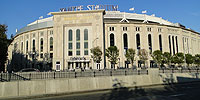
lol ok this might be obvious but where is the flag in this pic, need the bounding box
[142,10,147,14]
[151,14,155,16]
[39,16,43,19]
[129,7,134,11]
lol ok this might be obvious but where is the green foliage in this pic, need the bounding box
[105,46,119,67]
[151,50,163,67]
[194,54,200,66]
[172,52,184,66]
[185,54,194,66]
[125,48,135,67]
[0,24,9,72]
[138,49,148,67]
[90,46,103,63]
[163,52,172,66]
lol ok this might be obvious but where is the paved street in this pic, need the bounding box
[8,82,200,100]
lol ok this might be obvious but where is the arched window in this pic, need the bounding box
[26,41,28,53]
[148,34,152,53]
[172,36,175,55]
[68,29,73,56]
[76,29,80,41]
[21,42,23,52]
[68,29,73,41]
[182,37,185,51]
[50,37,53,51]
[32,39,35,52]
[84,29,88,40]
[168,35,171,55]
[76,29,80,55]
[159,35,162,51]
[84,29,88,55]
[123,33,128,50]
[176,36,178,53]
[40,38,43,52]
[136,34,140,50]
[110,33,115,46]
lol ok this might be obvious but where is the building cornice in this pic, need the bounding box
[50,10,106,15]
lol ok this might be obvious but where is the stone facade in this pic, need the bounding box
[7,10,200,71]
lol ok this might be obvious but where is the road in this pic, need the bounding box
[4,82,200,100]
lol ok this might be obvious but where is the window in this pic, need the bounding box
[40,31,44,36]
[68,29,73,56]
[21,42,23,52]
[123,33,128,49]
[50,37,53,51]
[84,29,89,56]
[32,39,35,52]
[136,27,140,31]
[169,36,172,55]
[182,37,185,51]
[40,38,43,52]
[26,41,28,53]
[123,27,127,31]
[110,33,115,46]
[68,30,73,41]
[68,43,72,49]
[147,27,152,32]
[148,34,152,54]
[84,29,88,40]
[50,53,53,58]
[40,53,43,58]
[158,28,162,32]
[76,50,80,55]
[76,42,80,49]
[76,29,80,41]
[109,27,115,31]
[50,30,53,35]
[84,42,88,49]
[176,36,178,53]
[32,33,35,37]
[68,51,73,56]
[84,50,88,55]
[172,36,175,55]
[136,34,140,50]
[159,35,162,51]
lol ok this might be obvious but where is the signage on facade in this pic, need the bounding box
[70,57,87,61]
[60,5,118,12]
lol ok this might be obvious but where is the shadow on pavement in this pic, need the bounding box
[100,78,147,100]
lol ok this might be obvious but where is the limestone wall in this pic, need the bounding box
[0,69,200,98]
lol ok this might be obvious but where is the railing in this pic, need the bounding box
[0,69,148,82]
[159,69,199,73]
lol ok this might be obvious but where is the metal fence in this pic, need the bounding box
[159,69,200,73]
[1,69,199,82]
[0,69,148,82]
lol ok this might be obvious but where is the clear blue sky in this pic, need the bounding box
[0,0,200,38]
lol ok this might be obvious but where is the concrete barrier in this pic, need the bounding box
[0,69,200,98]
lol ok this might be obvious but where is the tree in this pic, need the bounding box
[172,52,184,67]
[105,46,119,69]
[185,54,194,67]
[194,54,200,67]
[163,52,172,67]
[125,48,135,68]
[0,24,9,72]
[138,49,148,68]
[151,50,163,68]
[90,46,103,69]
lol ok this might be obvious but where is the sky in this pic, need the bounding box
[0,0,200,38]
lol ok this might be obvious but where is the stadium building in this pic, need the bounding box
[7,5,200,71]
